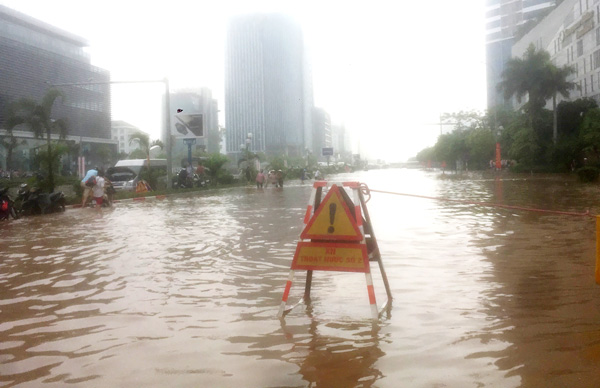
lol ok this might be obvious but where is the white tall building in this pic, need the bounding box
[512,0,598,105]
[486,0,557,109]
[111,121,148,155]
[225,14,313,160]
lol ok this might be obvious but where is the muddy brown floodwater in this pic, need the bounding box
[1,169,600,387]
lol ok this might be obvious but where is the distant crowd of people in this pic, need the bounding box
[254,168,322,189]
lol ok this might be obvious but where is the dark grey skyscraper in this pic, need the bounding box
[225,14,313,159]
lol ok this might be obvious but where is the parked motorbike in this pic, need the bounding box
[16,184,66,216]
[0,187,19,220]
[173,169,193,189]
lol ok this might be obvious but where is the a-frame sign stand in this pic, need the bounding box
[277,181,392,322]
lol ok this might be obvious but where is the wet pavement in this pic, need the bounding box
[1,169,600,387]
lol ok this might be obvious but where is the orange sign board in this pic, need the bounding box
[291,242,369,273]
[300,185,362,241]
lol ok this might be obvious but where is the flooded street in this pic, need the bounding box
[1,168,600,387]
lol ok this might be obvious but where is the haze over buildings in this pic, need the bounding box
[225,14,314,161]
[0,1,489,164]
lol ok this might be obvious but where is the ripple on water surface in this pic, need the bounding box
[1,171,600,387]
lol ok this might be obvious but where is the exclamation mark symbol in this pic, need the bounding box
[328,203,337,234]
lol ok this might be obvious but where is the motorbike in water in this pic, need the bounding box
[0,187,19,220]
[16,184,66,216]
[172,169,209,189]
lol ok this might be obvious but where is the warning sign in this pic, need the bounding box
[300,185,362,241]
[291,242,369,273]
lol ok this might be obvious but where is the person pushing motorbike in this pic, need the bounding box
[81,166,98,208]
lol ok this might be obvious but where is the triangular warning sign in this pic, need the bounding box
[301,185,363,241]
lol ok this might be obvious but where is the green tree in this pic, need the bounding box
[5,88,68,192]
[267,155,287,172]
[416,146,435,164]
[507,125,540,166]
[579,108,600,164]
[466,128,495,169]
[34,143,70,178]
[203,153,229,185]
[128,132,163,165]
[498,44,575,144]
[0,133,27,171]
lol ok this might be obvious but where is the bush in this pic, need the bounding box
[577,166,600,182]
[217,170,235,185]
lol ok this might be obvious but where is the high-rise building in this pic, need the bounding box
[0,5,113,171]
[331,122,348,161]
[312,107,331,161]
[486,0,557,109]
[170,88,220,160]
[512,0,596,105]
[225,14,313,160]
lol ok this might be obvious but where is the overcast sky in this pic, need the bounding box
[1,0,487,162]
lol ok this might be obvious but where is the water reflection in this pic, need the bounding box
[283,307,385,388]
[461,174,600,387]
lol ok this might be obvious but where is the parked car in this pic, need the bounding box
[106,159,167,191]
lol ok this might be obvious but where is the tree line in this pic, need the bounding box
[417,44,600,177]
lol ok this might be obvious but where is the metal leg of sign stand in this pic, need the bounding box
[345,182,392,318]
[278,182,325,318]
[302,183,323,301]
[358,189,393,304]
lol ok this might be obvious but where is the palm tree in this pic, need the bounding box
[5,88,68,191]
[128,131,163,166]
[498,45,551,115]
[543,64,576,144]
[498,44,576,144]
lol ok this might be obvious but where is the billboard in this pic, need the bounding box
[322,147,334,156]
[172,113,203,138]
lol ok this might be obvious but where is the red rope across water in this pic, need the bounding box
[360,184,595,218]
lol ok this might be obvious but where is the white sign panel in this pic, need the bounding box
[172,113,203,139]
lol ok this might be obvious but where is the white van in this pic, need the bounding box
[106,159,167,191]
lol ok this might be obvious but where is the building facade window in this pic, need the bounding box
[578,39,584,56]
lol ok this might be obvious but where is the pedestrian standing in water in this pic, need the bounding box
[314,169,321,181]
[301,168,307,184]
[92,170,106,213]
[256,169,265,189]
[267,170,278,188]
[81,166,98,208]
[276,170,284,188]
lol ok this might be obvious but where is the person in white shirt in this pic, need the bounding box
[81,167,98,207]
[92,170,106,208]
